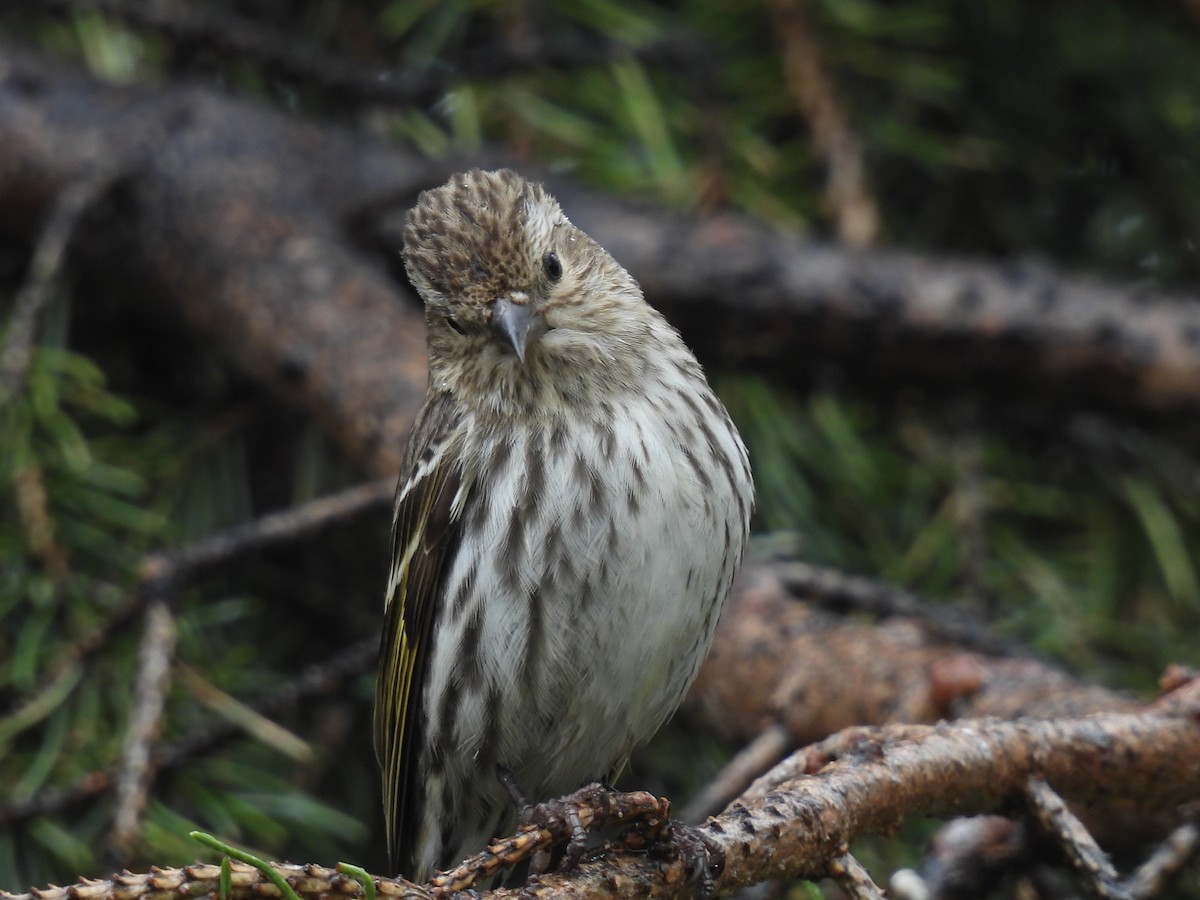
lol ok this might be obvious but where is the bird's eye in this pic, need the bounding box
[542,252,563,282]
[446,316,466,335]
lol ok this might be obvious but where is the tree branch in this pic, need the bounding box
[5,45,1200,479]
[5,681,1197,898]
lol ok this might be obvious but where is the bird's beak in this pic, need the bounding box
[490,295,547,363]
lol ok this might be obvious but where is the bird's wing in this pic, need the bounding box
[373,390,466,876]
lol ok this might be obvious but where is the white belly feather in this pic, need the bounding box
[416,379,749,870]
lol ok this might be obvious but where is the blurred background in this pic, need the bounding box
[2,0,1200,895]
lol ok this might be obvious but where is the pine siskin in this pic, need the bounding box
[374,169,754,882]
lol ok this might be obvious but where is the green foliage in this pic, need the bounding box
[724,376,1200,688]
[374,0,1200,284]
[190,831,303,900]
[4,0,1200,892]
[0,289,375,887]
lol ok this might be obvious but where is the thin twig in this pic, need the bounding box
[0,637,376,827]
[0,482,391,826]
[765,0,879,246]
[738,726,888,806]
[1125,817,1200,899]
[0,169,115,406]
[0,480,392,744]
[137,478,394,590]
[2,169,117,579]
[1025,776,1132,900]
[109,600,178,857]
[680,722,792,824]
[827,850,886,899]
[770,559,1022,656]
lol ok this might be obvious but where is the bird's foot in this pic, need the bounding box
[435,771,718,897]
[514,780,615,871]
[659,820,725,900]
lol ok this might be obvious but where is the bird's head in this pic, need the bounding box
[402,169,650,416]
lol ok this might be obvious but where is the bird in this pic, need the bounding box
[374,168,754,883]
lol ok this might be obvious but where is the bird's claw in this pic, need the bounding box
[665,820,725,899]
